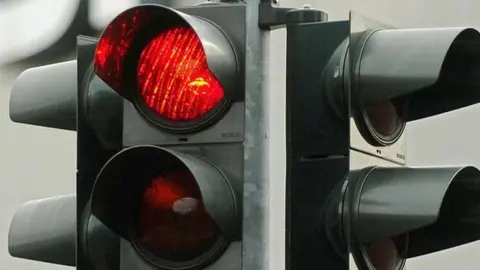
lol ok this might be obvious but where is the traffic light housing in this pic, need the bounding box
[286,11,480,270]
[84,3,247,270]
[93,4,245,144]
[89,4,245,269]
[93,5,242,134]
[8,2,249,270]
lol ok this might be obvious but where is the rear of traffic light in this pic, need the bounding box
[286,11,480,270]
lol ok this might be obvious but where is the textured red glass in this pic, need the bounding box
[94,7,156,92]
[136,27,225,121]
[136,171,219,261]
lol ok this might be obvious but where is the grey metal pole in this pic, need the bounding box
[243,0,272,269]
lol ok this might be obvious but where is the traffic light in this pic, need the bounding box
[86,4,247,270]
[9,2,256,270]
[286,10,480,270]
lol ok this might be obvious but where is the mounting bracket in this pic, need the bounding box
[259,3,328,30]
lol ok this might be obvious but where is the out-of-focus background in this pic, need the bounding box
[1,0,480,269]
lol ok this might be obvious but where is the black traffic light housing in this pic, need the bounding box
[8,2,250,269]
[286,11,480,270]
[349,27,480,122]
[285,15,350,270]
[93,4,246,146]
[8,1,279,270]
[343,166,480,257]
[86,3,247,270]
[76,34,124,270]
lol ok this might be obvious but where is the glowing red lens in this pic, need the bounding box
[136,27,225,121]
[94,8,156,92]
[136,170,220,261]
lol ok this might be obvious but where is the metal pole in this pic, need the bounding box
[243,0,272,269]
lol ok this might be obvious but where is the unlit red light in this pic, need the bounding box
[136,171,219,261]
[136,27,225,121]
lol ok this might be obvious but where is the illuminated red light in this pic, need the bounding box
[136,170,220,261]
[136,27,225,121]
[94,8,156,93]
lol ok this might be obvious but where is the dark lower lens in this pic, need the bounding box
[365,99,404,137]
[364,234,407,270]
[135,170,220,262]
[362,97,407,145]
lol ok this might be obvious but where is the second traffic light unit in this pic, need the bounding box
[286,11,480,270]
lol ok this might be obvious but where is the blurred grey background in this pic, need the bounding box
[1,0,480,269]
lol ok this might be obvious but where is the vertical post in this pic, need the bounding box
[243,0,271,269]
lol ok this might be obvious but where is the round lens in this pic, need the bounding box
[365,99,404,137]
[361,97,407,145]
[136,27,224,122]
[364,235,407,270]
[135,170,220,262]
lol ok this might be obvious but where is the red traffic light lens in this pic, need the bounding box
[90,145,238,269]
[136,27,225,122]
[135,170,220,262]
[93,5,239,133]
